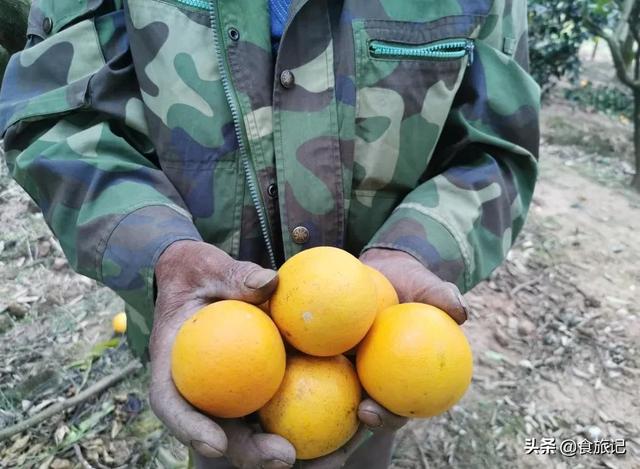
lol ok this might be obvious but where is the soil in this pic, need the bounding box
[393,115,640,469]
[1,43,639,468]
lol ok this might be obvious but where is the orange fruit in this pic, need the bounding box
[259,355,361,460]
[364,265,399,313]
[357,303,473,418]
[112,312,127,334]
[171,300,286,418]
[270,247,377,356]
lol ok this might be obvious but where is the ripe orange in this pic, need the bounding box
[259,355,361,460]
[112,312,127,334]
[171,300,286,418]
[364,265,399,313]
[270,247,377,356]
[357,303,473,418]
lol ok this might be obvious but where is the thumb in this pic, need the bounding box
[214,259,279,305]
[252,433,296,468]
[413,278,469,325]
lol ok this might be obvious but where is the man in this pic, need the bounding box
[0,0,539,467]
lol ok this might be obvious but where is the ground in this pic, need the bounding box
[1,47,639,468]
[394,107,640,469]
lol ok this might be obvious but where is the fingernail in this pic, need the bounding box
[261,460,291,469]
[370,414,383,428]
[191,440,223,458]
[245,269,277,290]
[457,292,470,321]
[361,410,383,428]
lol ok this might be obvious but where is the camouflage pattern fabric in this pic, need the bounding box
[0,0,540,358]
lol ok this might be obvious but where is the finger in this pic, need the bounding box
[253,433,297,468]
[205,257,279,305]
[192,452,227,469]
[358,399,408,430]
[149,368,227,458]
[218,419,296,469]
[301,426,373,469]
[149,304,228,458]
[412,276,469,325]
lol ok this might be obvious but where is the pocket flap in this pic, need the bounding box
[27,0,105,38]
[0,18,106,135]
[360,14,485,46]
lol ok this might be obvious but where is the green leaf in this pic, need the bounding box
[60,402,115,447]
[67,337,121,369]
[89,338,121,359]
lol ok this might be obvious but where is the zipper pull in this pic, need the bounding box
[465,42,475,67]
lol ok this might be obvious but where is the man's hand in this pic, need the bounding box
[360,248,469,324]
[300,248,472,468]
[300,399,407,468]
[149,240,296,469]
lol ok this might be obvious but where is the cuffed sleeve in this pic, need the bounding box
[364,201,471,288]
[102,205,201,356]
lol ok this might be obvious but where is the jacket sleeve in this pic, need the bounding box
[363,2,540,292]
[0,1,202,349]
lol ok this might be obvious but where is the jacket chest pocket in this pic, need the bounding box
[351,16,481,198]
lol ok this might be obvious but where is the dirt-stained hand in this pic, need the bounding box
[149,240,296,469]
[298,248,472,468]
[360,248,470,324]
[300,398,407,468]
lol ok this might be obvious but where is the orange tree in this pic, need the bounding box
[528,0,592,91]
[0,0,30,79]
[585,0,640,190]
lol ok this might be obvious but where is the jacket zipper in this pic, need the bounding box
[369,38,475,65]
[207,1,277,269]
[176,0,209,9]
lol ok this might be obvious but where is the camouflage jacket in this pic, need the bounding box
[0,0,540,357]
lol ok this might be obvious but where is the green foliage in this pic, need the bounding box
[565,82,634,118]
[527,0,616,92]
[0,0,31,53]
[528,0,592,91]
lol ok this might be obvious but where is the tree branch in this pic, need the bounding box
[0,45,9,81]
[0,361,142,442]
[584,15,640,90]
[615,0,635,40]
[628,3,640,44]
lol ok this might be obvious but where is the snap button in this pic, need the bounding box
[267,183,278,198]
[502,37,516,55]
[291,226,310,244]
[280,70,295,89]
[228,27,240,41]
[42,17,53,35]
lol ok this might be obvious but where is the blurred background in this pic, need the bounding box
[0,1,639,468]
